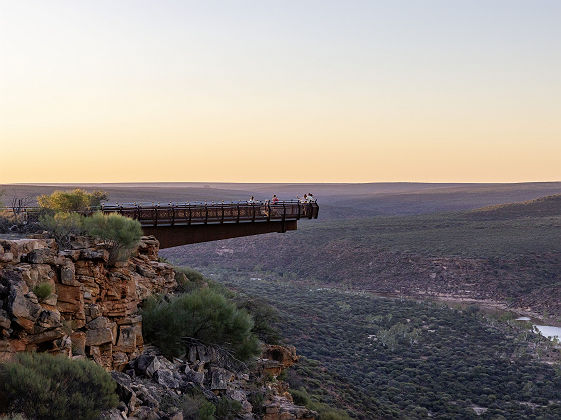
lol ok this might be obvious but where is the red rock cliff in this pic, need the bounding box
[0,235,176,369]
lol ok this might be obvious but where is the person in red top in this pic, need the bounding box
[271,194,279,204]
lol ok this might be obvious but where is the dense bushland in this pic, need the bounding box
[212,272,561,419]
[0,353,117,420]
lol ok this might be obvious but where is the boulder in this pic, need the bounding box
[116,325,137,353]
[153,369,181,389]
[185,368,205,386]
[112,371,139,413]
[8,280,43,332]
[260,344,299,376]
[27,248,57,265]
[0,309,11,330]
[70,331,86,355]
[209,367,234,391]
[80,248,110,262]
[60,261,78,285]
[135,354,161,378]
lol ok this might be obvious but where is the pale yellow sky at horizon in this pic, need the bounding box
[1,1,560,184]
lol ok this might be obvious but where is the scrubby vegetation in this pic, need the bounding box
[36,189,141,260]
[165,209,561,318]
[39,211,142,261]
[142,288,260,362]
[0,353,117,420]
[32,283,52,301]
[174,266,210,293]
[37,189,107,212]
[181,391,216,419]
[82,211,143,261]
[38,212,84,244]
[289,388,352,420]
[210,272,561,419]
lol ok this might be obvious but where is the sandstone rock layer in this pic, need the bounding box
[0,235,176,369]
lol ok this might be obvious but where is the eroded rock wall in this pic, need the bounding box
[0,235,176,369]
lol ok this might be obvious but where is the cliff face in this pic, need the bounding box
[0,235,176,369]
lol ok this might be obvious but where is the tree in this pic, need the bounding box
[37,189,107,212]
[142,288,260,361]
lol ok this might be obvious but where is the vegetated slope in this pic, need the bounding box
[469,194,561,220]
[162,198,561,317]
[214,274,561,419]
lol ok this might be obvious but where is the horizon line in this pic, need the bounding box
[3,180,561,186]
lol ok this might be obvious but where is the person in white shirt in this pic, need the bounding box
[307,193,316,203]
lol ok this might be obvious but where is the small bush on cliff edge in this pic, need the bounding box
[37,189,107,212]
[38,211,85,245]
[0,352,118,420]
[39,211,142,262]
[33,283,52,301]
[83,212,143,261]
[142,288,260,361]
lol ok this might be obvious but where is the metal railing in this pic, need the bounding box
[99,200,319,227]
[1,200,319,228]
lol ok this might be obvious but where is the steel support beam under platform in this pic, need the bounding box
[142,220,298,249]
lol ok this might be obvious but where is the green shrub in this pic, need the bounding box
[235,297,281,344]
[39,211,141,261]
[83,212,142,249]
[37,189,107,212]
[247,392,265,416]
[142,288,260,361]
[173,266,234,297]
[289,388,311,406]
[289,389,351,420]
[215,398,242,419]
[39,212,85,244]
[0,352,118,420]
[181,394,216,420]
[175,266,208,293]
[82,212,142,262]
[33,283,52,301]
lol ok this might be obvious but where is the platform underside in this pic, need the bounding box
[142,220,298,249]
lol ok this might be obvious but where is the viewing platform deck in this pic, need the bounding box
[100,201,319,248]
[4,201,319,249]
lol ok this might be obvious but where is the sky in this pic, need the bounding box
[1,0,560,183]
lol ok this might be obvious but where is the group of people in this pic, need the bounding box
[247,193,316,204]
[297,193,316,203]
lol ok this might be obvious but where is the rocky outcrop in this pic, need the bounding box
[0,235,176,369]
[259,344,299,376]
[103,344,316,420]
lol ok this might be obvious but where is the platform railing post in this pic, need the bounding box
[282,202,286,232]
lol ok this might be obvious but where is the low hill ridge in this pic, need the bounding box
[469,194,561,219]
